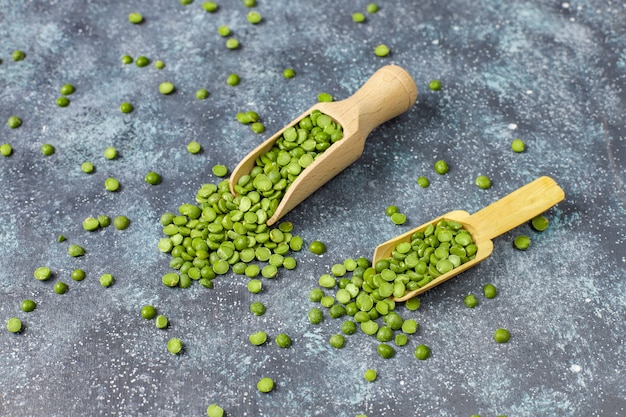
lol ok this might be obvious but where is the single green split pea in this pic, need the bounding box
[159,82,175,95]
[374,44,390,57]
[206,404,224,417]
[257,377,274,393]
[7,116,22,129]
[0,143,13,156]
[41,144,55,156]
[34,266,51,281]
[167,337,183,354]
[7,318,22,333]
[100,273,114,287]
[494,328,511,343]
[120,102,134,113]
[54,281,68,294]
[128,12,143,24]
[429,79,442,91]
[21,299,37,312]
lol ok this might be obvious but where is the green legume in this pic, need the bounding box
[128,12,143,23]
[364,369,377,381]
[187,141,201,154]
[247,11,262,24]
[141,305,157,319]
[250,122,265,134]
[83,217,99,231]
[414,344,431,360]
[434,159,449,174]
[159,81,175,95]
[119,102,134,113]
[225,38,239,49]
[121,55,133,64]
[12,50,25,61]
[68,244,85,257]
[249,331,267,346]
[7,116,22,129]
[113,215,130,230]
[374,44,390,57]
[212,165,228,177]
[377,343,395,358]
[98,215,111,227]
[56,97,70,107]
[247,279,262,294]
[71,269,86,281]
[60,83,76,95]
[206,404,224,417]
[145,171,162,185]
[81,161,94,173]
[395,333,408,346]
[329,334,346,349]
[464,293,478,308]
[41,144,55,156]
[7,318,22,333]
[494,328,511,343]
[367,3,380,13]
[309,240,326,255]
[511,138,525,153]
[483,283,497,299]
[104,146,117,160]
[217,25,230,36]
[317,92,333,102]
[475,175,492,189]
[154,60,165,69]
[0,143,12,156]
[513,235,531,250]
[401,319,418,334]
[531,215,549,231]
[226,73,240,86]
[196,89,209,100]
[100,273,114,287]
[105,177,120,191]
[257,377,274,393]
[275,333,292,348]
[58,235,67,242]
[54,281,68,294]
[417,176,430,188]
[429,79,442,91]
[135,56,150,67]
[341,320,357,335]
[308,308,323,324]
[352,12,365,23]
[250,301,266,316]
[21,299,37,312]
[390,212,407,225]
[167,337,183,354]
[243,0,256,6]
[155,315,169,329]
[202,1,218,11]
[34,266,52,281]
[283,68,295,78]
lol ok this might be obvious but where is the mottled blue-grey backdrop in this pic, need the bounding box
[0,1,624,416]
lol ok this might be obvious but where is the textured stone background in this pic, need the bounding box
[0,1,624,416]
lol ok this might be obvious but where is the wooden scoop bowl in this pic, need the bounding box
[372,176,565,302]
[229,64,418,226]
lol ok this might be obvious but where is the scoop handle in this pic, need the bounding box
[467,176,565,241]
[320,65,418,137]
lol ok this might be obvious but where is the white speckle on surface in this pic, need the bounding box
[570,364,582,373]
[508,123,518,130]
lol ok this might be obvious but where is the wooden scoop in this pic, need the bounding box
[372,176,565,302]
[229,64,418,226]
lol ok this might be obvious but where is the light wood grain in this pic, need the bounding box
[371,176,566,302]
[229,65,418,226]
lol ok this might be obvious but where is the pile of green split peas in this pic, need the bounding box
[157,109,343,290]
[309,219,478,359]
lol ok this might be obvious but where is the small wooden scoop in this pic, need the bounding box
[372,176,565,302]
[229,65,418,226]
